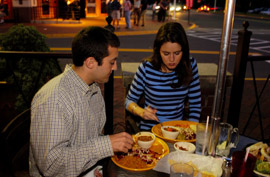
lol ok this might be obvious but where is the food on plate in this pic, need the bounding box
[153,151,223,176]
[174,142,196,153]
[170,160,216,177]
[152,121,198,143]
[185,161,216,177]
[116,155,148,169]
[138,135,153,141]
[161,126,180,139]
[135,132,156,149]
[114,141,167,169]
[248,142,268,158]
[247,142,270,175]
[149,143,164,155]
[174,124,196,140]
[261,146,270,161]
[169,152,223,177]
[164,127,178,132]
[255,161,270,175]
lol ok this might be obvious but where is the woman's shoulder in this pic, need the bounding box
[140,60,152,67]
[190,57,197,65]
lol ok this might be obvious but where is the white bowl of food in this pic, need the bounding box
[135,131,156,149]
[174,142,196,153]
[161,126,180,139]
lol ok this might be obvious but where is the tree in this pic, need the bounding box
[0,24,61,112]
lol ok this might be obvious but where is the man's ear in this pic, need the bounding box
[84,57,96,69]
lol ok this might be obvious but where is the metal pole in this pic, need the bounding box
[208,0,236,157]
[188,8,190,25]
[214,0,217,12]
[212,0,236,119]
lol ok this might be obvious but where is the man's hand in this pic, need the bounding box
[109,132,134,153]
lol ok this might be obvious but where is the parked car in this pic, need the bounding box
[247,7,266,14]
[169,3,182,12]
[197,5,221,12]
[198,5,211,12]
[260,8,270,15]
[155,3,183,12]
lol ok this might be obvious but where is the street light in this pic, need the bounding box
[172,0,176,20]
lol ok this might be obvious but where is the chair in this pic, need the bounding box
[0,108,31,177]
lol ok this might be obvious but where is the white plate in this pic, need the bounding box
[254,170,270,177]
[254,161,270,177]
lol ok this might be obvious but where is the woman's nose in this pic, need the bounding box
[169,54,175,61]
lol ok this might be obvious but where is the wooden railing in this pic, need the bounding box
[226,22,270,141]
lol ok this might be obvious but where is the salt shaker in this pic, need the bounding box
[222,158,232,177]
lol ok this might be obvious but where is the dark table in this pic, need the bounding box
[104,135,258,177]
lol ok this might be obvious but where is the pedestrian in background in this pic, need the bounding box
[158,0,168,22]
[140,0,148,26]
[124,0,132,29]
[152,1,157,20]
[133,0,141,26]
[0,1,6,24]
[111,0,121,29]
[107,0,113,16]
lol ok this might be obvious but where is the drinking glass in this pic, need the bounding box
[231,151,257,177]
[170,162,194,177]
[195,123,209,155]
[216,122,239,157]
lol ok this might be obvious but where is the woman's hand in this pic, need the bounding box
[143,106,159,122]
[127,102,159,122]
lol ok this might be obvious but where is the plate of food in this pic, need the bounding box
[247,142,270,176]
[254,165,270,177]
[151,120,197,143]
[111,136,169,171]
[153,151,224,177]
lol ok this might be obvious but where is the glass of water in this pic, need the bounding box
[170,162,194,177]
[195,123,209,155]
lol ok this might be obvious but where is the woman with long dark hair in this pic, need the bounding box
[125,22,201,130]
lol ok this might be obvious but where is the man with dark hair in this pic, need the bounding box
[29,26,134,177]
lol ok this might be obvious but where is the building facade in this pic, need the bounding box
[3,0,110,22]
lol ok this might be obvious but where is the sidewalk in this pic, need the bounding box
[0,10,194,37]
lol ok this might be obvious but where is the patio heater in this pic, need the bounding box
[208,0,237,156]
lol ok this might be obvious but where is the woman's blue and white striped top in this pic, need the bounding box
[125,57,201,130]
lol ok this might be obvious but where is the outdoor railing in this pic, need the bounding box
[226,22,270,141]
[0,51,114,134]
[242,56,270,140]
